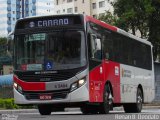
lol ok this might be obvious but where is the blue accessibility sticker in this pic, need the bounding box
[45,61,53,70]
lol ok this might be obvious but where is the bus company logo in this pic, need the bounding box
[115,66,119,76]
[29,21,35,28]
[122,68,132,78]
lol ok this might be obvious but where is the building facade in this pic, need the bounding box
[34,0,54,16]
[54,0,91,15]
[54,0,113,17]
[91,0,113,18]
[0,0,8,37]
[0,0,54,37]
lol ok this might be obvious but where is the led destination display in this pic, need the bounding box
[15,15,83,29]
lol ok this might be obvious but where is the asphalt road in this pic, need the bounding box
[1,107,160,120]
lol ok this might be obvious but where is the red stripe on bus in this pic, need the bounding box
[13,75,45,91]
[89,60,121,103]
[85,16,117,32]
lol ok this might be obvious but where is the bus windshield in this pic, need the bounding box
[14,30,86,71]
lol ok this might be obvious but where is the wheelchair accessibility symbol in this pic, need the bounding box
[45,61,53,70]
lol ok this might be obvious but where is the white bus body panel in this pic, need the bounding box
[120,64,155,103]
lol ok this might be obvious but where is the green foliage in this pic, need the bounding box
[0,98,34,109]
[98,10,118,26]
[148,0,160,61]
[0,37,12,70]
[0,37,7,57]
[111,0,154,37]
[0,37,7,45]
[0,98,18,109]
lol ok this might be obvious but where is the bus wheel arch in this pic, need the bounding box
[105,81,113,98]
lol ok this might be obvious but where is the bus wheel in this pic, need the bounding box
[123,88,143,113]
[38,104,52,115]
[135,88,143,112]
[99,84,111,114]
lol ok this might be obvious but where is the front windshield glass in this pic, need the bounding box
[14,30,86,71]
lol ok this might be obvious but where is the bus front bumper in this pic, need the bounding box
[13,82,89,105]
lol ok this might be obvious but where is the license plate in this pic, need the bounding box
[39,94,52,100]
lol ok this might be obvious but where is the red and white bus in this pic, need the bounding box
[12,14,155,115]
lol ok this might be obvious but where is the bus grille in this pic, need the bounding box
[23,90,69,100]
[18,74,73,82]
[14,68,83,82]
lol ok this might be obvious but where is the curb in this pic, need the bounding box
[0,109,38,115]
[143,105,160,109]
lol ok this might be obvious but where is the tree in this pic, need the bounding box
[99,0,160,61]
[0,37,7,55]
[148,0,160,61]
[111,0,154,38]
[98,10,118,26]
[0,37,8,71]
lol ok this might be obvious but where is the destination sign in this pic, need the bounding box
[30,18,69,28]
[16,15,83,29]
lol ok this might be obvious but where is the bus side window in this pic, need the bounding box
[103,31,113,61]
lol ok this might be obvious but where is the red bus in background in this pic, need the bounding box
[12,14,155,115]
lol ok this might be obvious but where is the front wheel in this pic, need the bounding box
[38,104,52,115]
[123,88,143,113]
[99,84,112,114]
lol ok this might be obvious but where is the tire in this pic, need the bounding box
[38,104,52,115]
[135,88,143,112]
[123,88,143,113]
[99,84,111,114]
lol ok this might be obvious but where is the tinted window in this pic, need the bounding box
[102,30,152,70]
[89,22,152,70]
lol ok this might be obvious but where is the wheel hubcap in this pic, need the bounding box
[137,96,142,103]
[137,92,142,111]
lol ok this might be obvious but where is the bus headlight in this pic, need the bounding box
[14,82,23,94]
[14,82,18,89]
[79,79,85,87]
[17,85,23,94]
[70,78,86,92]
[71,82,78,91]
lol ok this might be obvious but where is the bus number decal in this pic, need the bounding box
[115,66,119,76]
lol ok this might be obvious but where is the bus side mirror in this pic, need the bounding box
[95,38,101,51]
[91,34,101,51]
[90,34,102,59]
